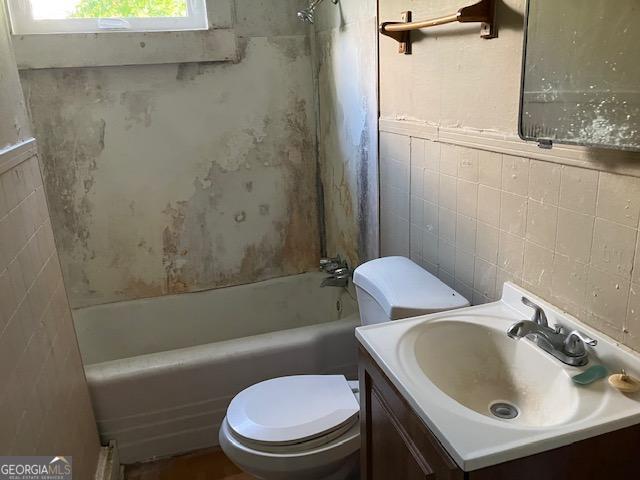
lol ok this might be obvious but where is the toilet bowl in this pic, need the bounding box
[219,256,469,479]
[219,419,359,480]
[219,376,361,480]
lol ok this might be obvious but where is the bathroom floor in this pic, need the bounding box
[124,448,254,480]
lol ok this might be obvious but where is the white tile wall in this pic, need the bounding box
[0,155,100,478]
[380,132,411,256]
[380,132,640,352]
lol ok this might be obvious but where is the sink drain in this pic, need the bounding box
[489,402,519,420]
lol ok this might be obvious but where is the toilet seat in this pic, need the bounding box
[228,416,359,454]
[226,375,359,450]
[219,417,360,480]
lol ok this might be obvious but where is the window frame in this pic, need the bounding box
[6,0,208,35]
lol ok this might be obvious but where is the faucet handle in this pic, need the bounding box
[563,330,597,356]
[320,256,342,272]
[521,296,548,327]
[332,267,350,276]
[320,256,337,267]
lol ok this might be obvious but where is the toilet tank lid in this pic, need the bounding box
[353,257,469,319]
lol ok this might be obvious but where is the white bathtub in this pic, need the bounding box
[73,272,360,464]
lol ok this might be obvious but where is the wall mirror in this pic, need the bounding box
[519,0,639,151]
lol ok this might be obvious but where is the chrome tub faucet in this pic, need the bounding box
[320,255,350,287]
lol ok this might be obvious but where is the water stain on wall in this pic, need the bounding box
[37,108,105,254]
[314,25,378,269]
[174,38,249,83]
[20,70,113,279]
[115,277,163,299]
[20,28,326,307]
[120,90,155,128]
[268,36,312,62]
[357,124,371,260]
[161,97,319,295]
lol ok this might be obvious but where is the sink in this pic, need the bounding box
[401,318,599,427]
[356,282,640,471]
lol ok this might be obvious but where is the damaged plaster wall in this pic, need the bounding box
[312,0,379,267]
[19,0,321,308]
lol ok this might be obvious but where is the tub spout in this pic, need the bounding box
[321,274,349,288]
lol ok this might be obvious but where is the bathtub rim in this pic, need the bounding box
[84,313,361,384]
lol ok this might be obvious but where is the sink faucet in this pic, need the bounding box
[320,255,350,287]
[507,297,597,367]
[521,296,548,327]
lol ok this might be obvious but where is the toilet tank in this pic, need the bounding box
[353,256,469,326]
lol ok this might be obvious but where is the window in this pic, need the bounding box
[7,0,208,34]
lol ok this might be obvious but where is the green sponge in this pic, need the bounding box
[572,365,609,385]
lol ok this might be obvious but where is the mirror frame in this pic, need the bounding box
[518,0,640,152]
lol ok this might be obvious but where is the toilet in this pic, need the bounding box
[219,256,469,480]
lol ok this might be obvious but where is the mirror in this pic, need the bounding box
[519,0,640,151]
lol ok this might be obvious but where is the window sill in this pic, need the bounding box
[13,28,238,69]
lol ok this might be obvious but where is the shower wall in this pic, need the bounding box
[313,0,379,266]
[19,0,321,308]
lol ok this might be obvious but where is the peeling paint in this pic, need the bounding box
[19,1,377,309]
[160,96,319,295]
[21,31,319,307]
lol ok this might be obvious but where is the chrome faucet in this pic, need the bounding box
[521,296,548,327]
[507,297,597,367]
[320,255,350,287]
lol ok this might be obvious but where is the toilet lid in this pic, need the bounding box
[226,375,359,446]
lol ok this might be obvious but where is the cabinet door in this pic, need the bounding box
[360,348,463,480]
[369,387,435,480]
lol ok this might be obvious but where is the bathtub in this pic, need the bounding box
[73,272,360,464]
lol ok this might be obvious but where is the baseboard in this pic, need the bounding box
[94,441,123,480]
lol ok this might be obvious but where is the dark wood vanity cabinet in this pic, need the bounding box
[358,347,640,480]
[359,347,462,480]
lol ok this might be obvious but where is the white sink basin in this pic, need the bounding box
[356,282,640,471]
[403,318,602,427]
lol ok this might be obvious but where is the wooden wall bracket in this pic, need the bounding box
[380,0,498,55]
[379,11,412,55]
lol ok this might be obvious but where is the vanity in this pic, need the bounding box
[356,283,640,479]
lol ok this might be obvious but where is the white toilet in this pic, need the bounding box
[219,256,469,480]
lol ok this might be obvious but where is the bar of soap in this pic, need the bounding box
[572,365,608,385]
